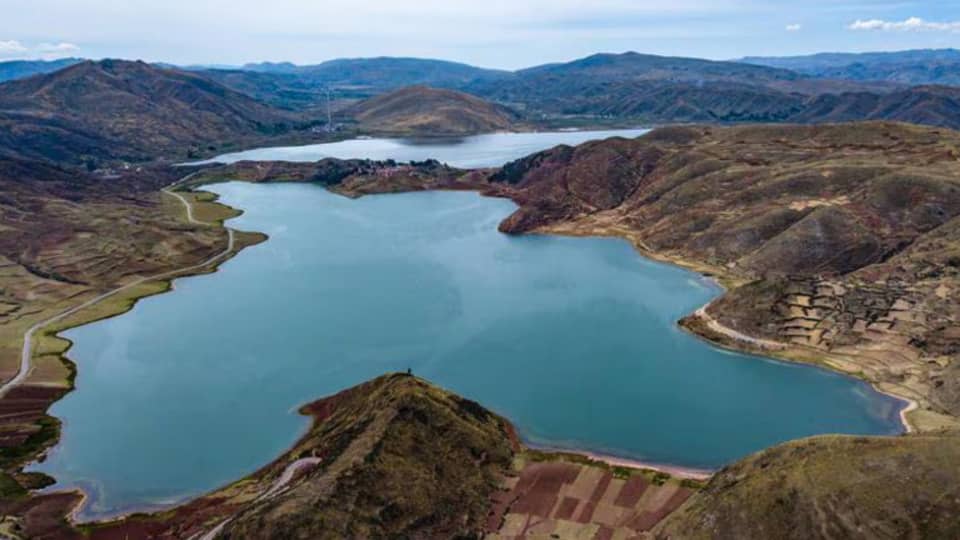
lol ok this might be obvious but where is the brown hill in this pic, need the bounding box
[346,85,520,135]
[0,59,294,165]
[80,374,518,539]
[657,432,960,539]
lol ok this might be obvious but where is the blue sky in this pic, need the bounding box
[0,0,958,68]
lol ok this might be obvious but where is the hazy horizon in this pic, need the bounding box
[1,1,958,70]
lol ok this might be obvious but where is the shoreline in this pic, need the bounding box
[5,180,265,522]
[525,442,714,481]
[535,222,922,435]
[680,306,918,435]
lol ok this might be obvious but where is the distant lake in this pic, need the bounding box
[35,131,905,520]
[189,129,652,168]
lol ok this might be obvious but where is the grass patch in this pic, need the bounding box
[0,472,26,498]
[0,416,60,470]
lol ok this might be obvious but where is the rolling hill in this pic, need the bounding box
[0,59,296,165]
[345,85,521,135]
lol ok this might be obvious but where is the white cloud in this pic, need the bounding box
[37,42,79,54]
[0,39,28,57]
[848,17,960,32]
[0,39,79,60]
[785,23,801,32]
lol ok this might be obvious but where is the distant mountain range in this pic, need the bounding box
[199,57,511,109]
[4,51,960,168]
[0,58,83,83]
[195,52,957,128]
[742,48,960,86]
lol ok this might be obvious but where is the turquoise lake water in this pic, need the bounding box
[35,133,905,520]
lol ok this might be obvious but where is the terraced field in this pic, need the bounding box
[489,458,696,539]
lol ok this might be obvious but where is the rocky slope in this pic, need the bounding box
[345,86,521,136]
[0,60,296,166]
[657,432,960,539]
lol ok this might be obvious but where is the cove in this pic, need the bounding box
[34,183,905,520]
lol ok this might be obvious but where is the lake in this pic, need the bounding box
[189,129,652,168]
[35,132,905,520]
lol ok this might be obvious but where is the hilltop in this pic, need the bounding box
[345,85,522,135]
[0,59,296,166]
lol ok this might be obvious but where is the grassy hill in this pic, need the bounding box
[657,432,960,539]
[345,85,522,135]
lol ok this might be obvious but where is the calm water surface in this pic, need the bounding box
[189,129,652,168]
[35,133,905,519]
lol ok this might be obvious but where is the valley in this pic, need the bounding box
[0,48,958,540]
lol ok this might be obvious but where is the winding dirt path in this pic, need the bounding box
[0,175,234,398]
[693,305,786,351]
[196,457,323,540]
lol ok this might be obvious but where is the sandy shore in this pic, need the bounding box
[526,443,714,481]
